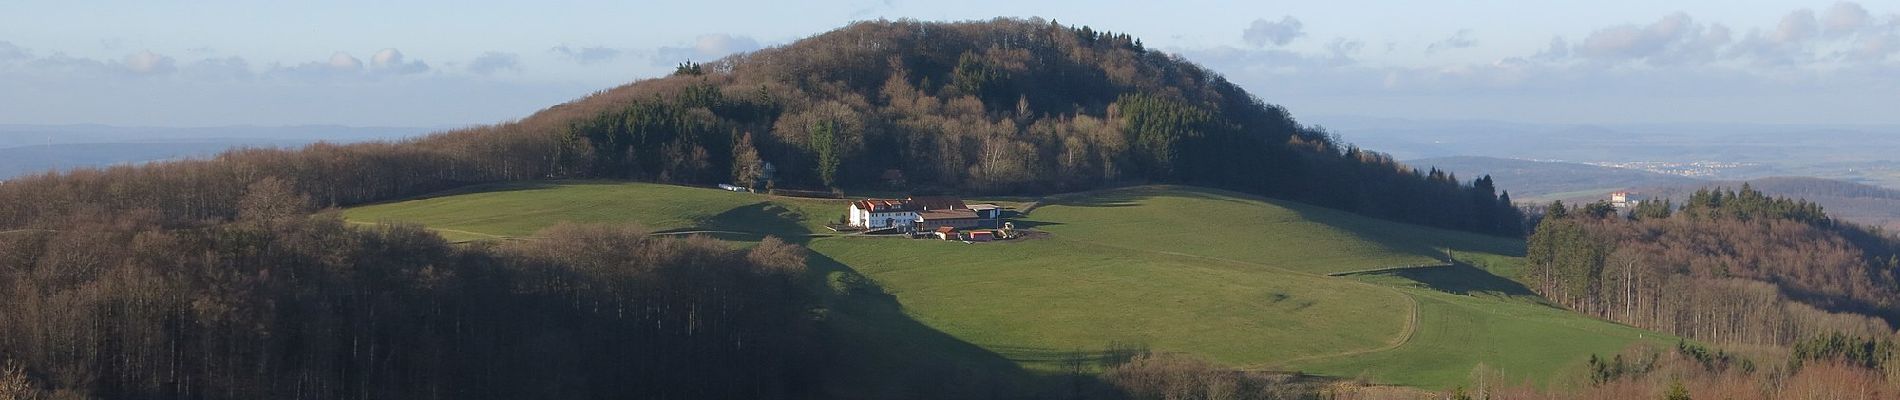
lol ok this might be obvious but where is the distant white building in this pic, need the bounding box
[1610,191,1645,208]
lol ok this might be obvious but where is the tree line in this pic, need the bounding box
[0,179,819,399]
[1464,336,1900,400]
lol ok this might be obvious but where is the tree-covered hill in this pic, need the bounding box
[0,18,1536,399]
[1527,186,1900,347]
[0,18,1521,237]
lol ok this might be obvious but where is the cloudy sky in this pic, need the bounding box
[3,0,1899,127]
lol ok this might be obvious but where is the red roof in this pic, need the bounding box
[854,196,970,213]
[854,199,919,212]
[918,209,979,220]
[907,196,968,211]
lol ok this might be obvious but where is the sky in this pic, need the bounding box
[3,1,1900,127]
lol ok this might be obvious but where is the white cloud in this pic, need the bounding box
[1533,36,1571,61]
[1849,33,1900,62]
[181,56,253,81]
[1242,16,1305,47]
[1575,12,1730,65]
[655,34,761,65]
[1824,2,1875,36]
[0,43,575,126]
[266,52,382,81]
[1427,29,1478,53]
[121,50,175,75]
[551,45,624,64]
[467,51,520,75]
[328,52,363,71]
[370,48,430,74]
[1773,9,1820,43]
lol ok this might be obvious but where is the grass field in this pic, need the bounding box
[1285,264,1673,388]
[341,181,846,241]
[342,181,1676,390]
[810,236,1411,369]
[1027,186,1520,275]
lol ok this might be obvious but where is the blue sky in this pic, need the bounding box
[3,1,1898,127]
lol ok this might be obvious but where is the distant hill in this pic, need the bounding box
[1406,156,1701,199]
[0,124,431,148]
[1317,116,1900,189]
[1408,156,1900,231]
[0,141,299,179]
[1633,176,1900,232]
[0,124,434,179]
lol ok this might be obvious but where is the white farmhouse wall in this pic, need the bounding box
[848,204,917,229]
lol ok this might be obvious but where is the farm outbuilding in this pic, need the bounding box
[967,230,995,242]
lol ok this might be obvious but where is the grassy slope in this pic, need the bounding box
[1027,186,1519,275]
[1285,265,1671,388]
[341,181,846,241]
[342,181,1674,390]
[810,236,1409,369]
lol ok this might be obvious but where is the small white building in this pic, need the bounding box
[849,199,921,230]
[1610,191,1645,209]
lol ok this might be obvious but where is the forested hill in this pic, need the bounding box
[0,18,1521,237]
[1527,186,1900,347]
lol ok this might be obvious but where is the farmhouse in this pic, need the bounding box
[849,199,921,230]
[847,196,1001,232]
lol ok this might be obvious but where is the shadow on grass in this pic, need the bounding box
[804,251,1116,399]
[1041,185,1255,210]
[698,202,819,243]
[1047,185,1527,263]
[1282,201,1525,258]
[1005,219,1064,230]
[348,181,566,206]
[1377,262,1539,298]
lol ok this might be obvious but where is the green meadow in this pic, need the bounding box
[343,181,1674,390]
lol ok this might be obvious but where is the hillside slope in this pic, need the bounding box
[344,182,1673,390]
